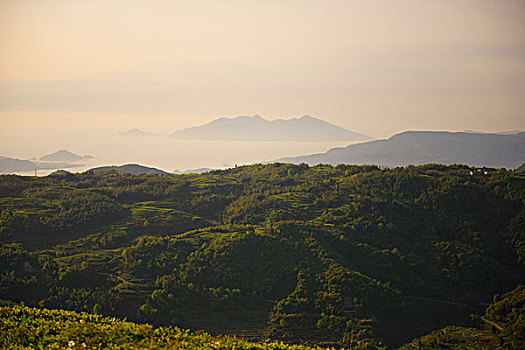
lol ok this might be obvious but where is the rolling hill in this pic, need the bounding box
[277,131,525,169]
[0,163,523,348]
[87,164,170,175]
[170,115,371,142]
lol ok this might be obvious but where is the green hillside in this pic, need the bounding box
[398,285,524,349]
[0,163,524,348]
[3,285,522,349]
[0,303,324,349]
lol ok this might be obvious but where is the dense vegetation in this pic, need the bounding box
[0,303,325,349]
[399,285,524,349]
[0,163,524,348]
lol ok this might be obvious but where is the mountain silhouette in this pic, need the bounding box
[40,150,93,162]
[170,115,371,141]
[0,156,84,173]
[0,157,39,173]
[277,131,525,169]
[116,128,159,137]
[173,167,216,174]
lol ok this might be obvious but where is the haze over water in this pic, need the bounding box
[1,1,525,172]
[0,126,354,175]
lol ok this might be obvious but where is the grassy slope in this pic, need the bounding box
[0,304,329,350]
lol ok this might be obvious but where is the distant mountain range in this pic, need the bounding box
[86,164,169,175]
[116,128,159,137]
[173,167,215,175]
[463,130,523,135]
[0,157,39,173]
[0,150,92,173]
[39,149,93,162]
[0,156,83,173]
[170,115,372,142]
[277,131,525,169]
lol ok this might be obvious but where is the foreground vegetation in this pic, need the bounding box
[0,163,524,348]
[2,285,522,349]
[0,303,327,349]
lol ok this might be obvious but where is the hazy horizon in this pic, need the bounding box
[2,3,525,348]
[1,0,525,171]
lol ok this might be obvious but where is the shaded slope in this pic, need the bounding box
[277,131,525,169]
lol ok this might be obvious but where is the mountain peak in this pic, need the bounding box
[40,150,93,162]
[299,115,316,120]
[171,115,371,141]
[56,149,74,155]
[117,128,159,137]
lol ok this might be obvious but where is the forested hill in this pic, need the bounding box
[0,163,524,349]
[2,285,523,350]
[87,164,170,175]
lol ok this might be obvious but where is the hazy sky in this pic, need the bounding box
[1,0,525,138]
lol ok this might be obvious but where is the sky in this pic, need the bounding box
[1,0,525,139]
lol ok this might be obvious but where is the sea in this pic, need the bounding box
[1,128,355,176]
